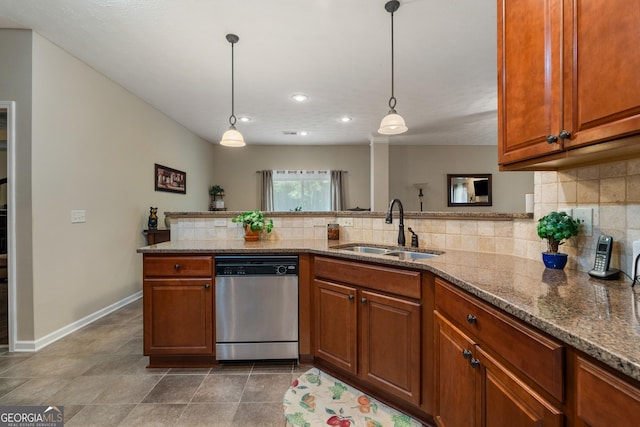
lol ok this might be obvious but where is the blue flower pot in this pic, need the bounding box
[542,252,568,269]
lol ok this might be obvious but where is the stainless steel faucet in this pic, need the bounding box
[385,198,405,246]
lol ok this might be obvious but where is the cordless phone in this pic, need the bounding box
[588,235,620,280]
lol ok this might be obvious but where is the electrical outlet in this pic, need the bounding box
[71,210,86,223]
[341,218,354,227]
[573,207,593,236]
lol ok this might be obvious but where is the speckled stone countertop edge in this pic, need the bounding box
[164,211,533,220]
[137,240,640,383]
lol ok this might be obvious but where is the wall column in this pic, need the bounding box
[370,135,389,211]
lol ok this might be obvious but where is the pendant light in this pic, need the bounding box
[378,0,408,135]
[220,33,246,147]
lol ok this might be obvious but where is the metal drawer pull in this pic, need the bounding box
[348,295,355,301]
[466,314,477,324]
[462,349,472,359]
[174,264,181,271]
[204,284,210,289]
[361,297,367,304]
[470,358,480,368]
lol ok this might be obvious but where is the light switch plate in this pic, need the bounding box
[71,210,86,223]
[573,207,593,236]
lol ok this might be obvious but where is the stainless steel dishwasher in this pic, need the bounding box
[215,255,298,360]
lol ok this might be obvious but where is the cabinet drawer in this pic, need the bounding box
[314,256,421,299]
[576,357,640,427]
[435,278,564,402]
[144,255,213,278]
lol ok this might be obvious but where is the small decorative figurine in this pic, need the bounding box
[148,207,158,230]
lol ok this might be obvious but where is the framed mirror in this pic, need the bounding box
[447,174,492,207]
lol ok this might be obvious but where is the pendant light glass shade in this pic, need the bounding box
[379,110,408,135]
[379,1,408,135]
[220,33,245,147]
[220,125,245,147]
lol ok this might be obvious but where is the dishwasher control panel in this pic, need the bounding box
[215,255,298,276]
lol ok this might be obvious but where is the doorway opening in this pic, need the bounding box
[0,101,16,350]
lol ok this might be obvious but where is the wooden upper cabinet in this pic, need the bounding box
[498,0,640,169]
[498,0,564,165]
[563,0,640,149]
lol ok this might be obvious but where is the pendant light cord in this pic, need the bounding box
[229,39,237,127]
[389,7,397,110]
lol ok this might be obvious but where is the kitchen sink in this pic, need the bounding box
[384,250,438,260]
[338,246,391,254]
[333,244,441,260]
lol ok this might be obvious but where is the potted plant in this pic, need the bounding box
[537,211,581,269]
[209,185,224,197]
[209,185,225,210]
[232,210,274,241]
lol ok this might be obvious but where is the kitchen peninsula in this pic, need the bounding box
[139,211,640,426]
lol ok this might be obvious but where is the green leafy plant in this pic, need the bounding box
[209,185,224,196]
[537,211,581,253]
[231,210,274,233]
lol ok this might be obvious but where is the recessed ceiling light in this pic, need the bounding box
[291,94,309,103]
[299,131,309,136]
[238,116,251,122]
[340,116,352,123]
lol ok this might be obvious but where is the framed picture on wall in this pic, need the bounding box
[155,163,186,194]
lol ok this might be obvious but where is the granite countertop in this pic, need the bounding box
[138,239,640,382]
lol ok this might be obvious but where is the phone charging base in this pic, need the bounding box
[588,268,620,280]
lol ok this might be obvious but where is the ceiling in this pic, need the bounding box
[0,0,498,146]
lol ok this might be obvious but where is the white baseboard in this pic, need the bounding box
[12,292,142,352]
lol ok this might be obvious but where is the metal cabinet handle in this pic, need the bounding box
[348,295,355,301]
[174,264,181,271]
[470,358,480,368]
[462,349,472,359]
[361,297,367,304]
[547,130,571,144]
[204,284,210,289]
[466,314,477,324]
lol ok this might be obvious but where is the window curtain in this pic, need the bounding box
[330,170,347,211]
[260,170,274,211]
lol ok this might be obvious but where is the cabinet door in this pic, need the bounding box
[498,0,564,166]
[434,312,477,427]
[313,279,358,374]
[563,0,640,149]
[143,279,213,355]
[360,290,421,405]
[476,346,563,427]
[575,356,640,427]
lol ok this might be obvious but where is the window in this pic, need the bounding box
[273,170,330,211]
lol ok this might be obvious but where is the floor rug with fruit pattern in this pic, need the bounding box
[283,367,423,427]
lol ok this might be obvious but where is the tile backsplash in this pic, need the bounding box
[528,158,640,276]
[170,157,640,279]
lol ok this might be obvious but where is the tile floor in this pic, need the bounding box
[0,298,306,426]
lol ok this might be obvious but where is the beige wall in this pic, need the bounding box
[2,30,216,345]
[389,145,534,212]
[211,144,371,211]
[211,144,534,213]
